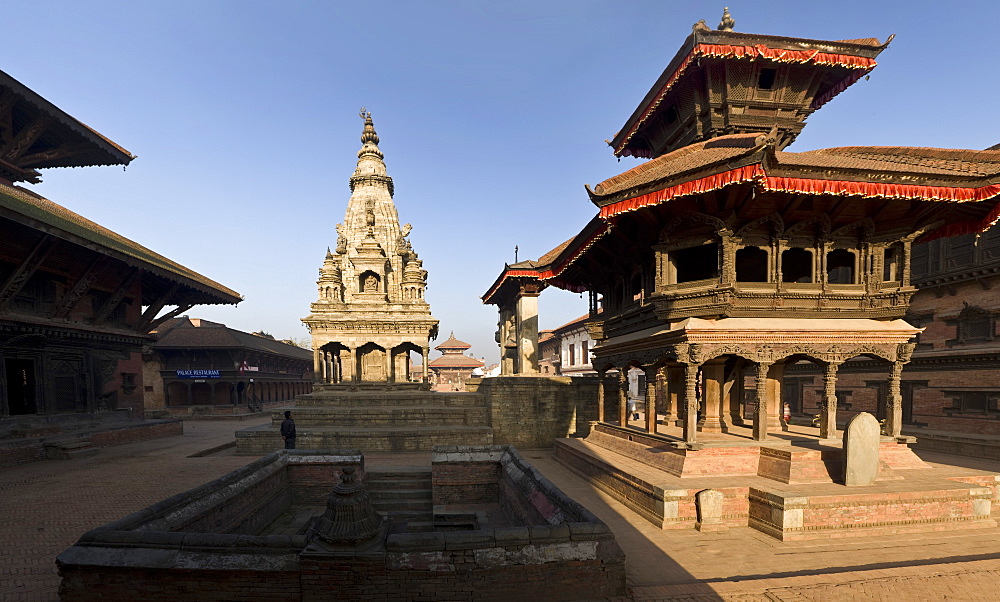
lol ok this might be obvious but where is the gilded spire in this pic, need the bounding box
[359,107,379,146]
[350,107,394,196]
[717,7,735,31]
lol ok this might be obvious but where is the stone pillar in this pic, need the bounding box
[658,366,675,425]
[885,361,904,437]
[644,365,658,434]
[618,370,628,427]
[596,369,606,422]
[728,362,745,427]
[342,348,356,383]
[669,366,683,427]
[699,360,727,433]
[319,350,327,383]
[385,351,394,383]
[683,364,700,443]
[766,363,784,430]
[820,362,840,440]
[516,289,540,374]
[753,362,770,441]
[313,348,322,382]
[421,347,429,382]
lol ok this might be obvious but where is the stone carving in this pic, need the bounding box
[695,489,726,531]
[363,274,378,292]
[843,412,880,486]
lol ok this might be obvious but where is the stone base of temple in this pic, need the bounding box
[312,381,432,393]
[236,389,493,454]
[553,421,998,540]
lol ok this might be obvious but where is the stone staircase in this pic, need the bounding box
[365,467,433,523]
[236,388,494,454]
[44,437,100,460]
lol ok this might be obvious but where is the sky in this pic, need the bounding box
[9,1,1000,363]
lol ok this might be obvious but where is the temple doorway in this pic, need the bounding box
[357,343,386,382]
[5,358,38,415]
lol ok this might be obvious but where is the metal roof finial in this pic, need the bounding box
[718,7,735,31]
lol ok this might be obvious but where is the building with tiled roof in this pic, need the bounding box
[484,10,1000,446]
[428,332,484,391]
[143,318,312,417]
[0,68,241,426]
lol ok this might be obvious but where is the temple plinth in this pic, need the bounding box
[303,110,438,385]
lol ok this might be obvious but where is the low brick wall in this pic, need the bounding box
[0,440,46,467]
[89,419,183,447]
[467,376,600,448]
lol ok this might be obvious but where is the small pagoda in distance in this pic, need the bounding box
[428,332,484,391]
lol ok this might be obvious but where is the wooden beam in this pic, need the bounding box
[145,303,195,332]
[0,234,57,312]
[50,255,104,320]
[19,143,90,167]
[136,282,181,332]
[91,268,141,326]
[1,114,52,162]
[826,198,852,224]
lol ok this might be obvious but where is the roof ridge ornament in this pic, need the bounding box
[717,7,735,31]
[359,106,379,146]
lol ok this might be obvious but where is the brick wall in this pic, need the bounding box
[59,567,302,602]
[468,376,600,448]
[0,440,46,467]
[89,419,183,448]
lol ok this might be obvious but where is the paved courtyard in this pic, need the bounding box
[3,421,1000,601]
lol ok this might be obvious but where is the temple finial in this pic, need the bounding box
[718,7,735,31]
[359,107,379,146]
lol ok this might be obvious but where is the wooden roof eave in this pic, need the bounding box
[0,69,135,166]
[0,201,242,306]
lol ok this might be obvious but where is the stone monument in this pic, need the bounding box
[303,109,439,384]
[843,412,881,486]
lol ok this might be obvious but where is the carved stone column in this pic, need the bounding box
[699,360,727,433]
[596,369,606,423]
[384,351,394,383]
[644,365,658,434]
[683,364,700,443]
[313,348,322,382]
[669,366,683,427]
[658,366,675,425]
[728,361,745,427]
[618,369,628,427]
[516,285,541,374]
[753,362,771,441]
[820,362,841,439]
[885,361,904,437]
[766,363,784,430]
[421,347,429,382]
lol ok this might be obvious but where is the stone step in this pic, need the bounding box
[295,392,486,408]
[365,478,432,491]
[272,407,489,428]
[44,438,99,460]
[236,425,494,454]
[367,488,432,501]
[371,498,434,512]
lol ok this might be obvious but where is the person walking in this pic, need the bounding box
[280,410,296,450]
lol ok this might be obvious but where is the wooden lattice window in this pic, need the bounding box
[957,304,995,343]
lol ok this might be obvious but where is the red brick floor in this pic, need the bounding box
[3,421,1000,601]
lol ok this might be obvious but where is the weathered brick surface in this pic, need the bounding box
[0,440,46,466]
[89,419,183,447]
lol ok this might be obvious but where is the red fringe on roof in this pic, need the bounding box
[599,164,764,220]
[616,43,877,156]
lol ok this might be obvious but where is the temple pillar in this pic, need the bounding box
[313,348,322,382]
[596,369,606,422]
[644,365,658,434]
[885,361,904,437]
[766,363,784,430]
[342,348,356,383]
[820,362,840,439]
[669,366,684,427]
[727,361,745,427]
[618,369,628,426]
[658,366,675,426]
[384,351,394,383]
[753,362,771,441]
[421,347,429,382]
[698,360,728,433]
[682,364,700,443]
[516,288,540,374]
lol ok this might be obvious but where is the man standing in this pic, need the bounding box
[280,410,296,450]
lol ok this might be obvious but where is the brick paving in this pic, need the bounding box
[4,423,1000,601]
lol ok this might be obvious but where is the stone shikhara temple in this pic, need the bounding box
[488,11,1000,538]
[302,110,438,385]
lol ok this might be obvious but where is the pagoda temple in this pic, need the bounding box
[428,332,484,391]
[303,110,438,384]
[483,13,1000,446]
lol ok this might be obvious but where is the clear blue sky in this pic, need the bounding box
[11,1,998,363]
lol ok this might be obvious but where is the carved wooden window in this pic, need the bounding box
[673,243,720,283]
[781,248,813,283]
[757,68,777,90]
[883,245,902,282]
[944,390,999,415]
[945,234,976,270]
[826,249,856,284]
[568,343,575,367]
[956,305,995,343]
[910,242,929,279]
[735,246,768,282]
